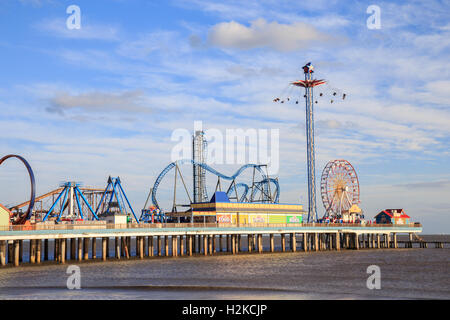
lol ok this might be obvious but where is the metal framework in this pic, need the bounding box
[95,176,139,223]
[291,62,326,222]
[42,182,99,222]
[0,154,35,224]
[320,159,360,219]
[150,159,280,212]
[193,130,208,203]
[10,186,105,221]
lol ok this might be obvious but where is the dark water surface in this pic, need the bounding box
[0,244,449,299]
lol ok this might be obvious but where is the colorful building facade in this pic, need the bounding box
[185,192,305,224]
[374,209,410,224]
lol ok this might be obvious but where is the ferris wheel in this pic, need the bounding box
[320,159,360,219]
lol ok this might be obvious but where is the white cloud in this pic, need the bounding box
[47,90,151,115]
[207,18,332,51]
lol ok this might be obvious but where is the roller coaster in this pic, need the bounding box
[150,159,280,213]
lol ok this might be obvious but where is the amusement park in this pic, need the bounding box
[0,63,425,268]
[1,63,383,227]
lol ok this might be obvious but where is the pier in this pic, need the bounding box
[0,223,426,267]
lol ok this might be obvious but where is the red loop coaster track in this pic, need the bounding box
[0,155,36,225]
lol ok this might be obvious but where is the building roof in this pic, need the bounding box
[209,192,230,203]
[375,209,410,219]
[0,203,12,216]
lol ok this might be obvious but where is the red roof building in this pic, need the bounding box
[374,209,410,224]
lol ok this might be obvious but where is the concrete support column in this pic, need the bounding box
[335,233,341,251]
[270,234,274,252]
[226,235,230,252]
[148,236,153,257]
[175,236,179,257]
[60,239,66,264]
[291,233,297,252]
[126,237,131,256]
[30,240,36,264]
[393,233,398,249]
[77,238,82,261]
[0,241,5,266]
[209,235,213,255]
[102,238,107,261]
[281,234,286,252]
[135,237,139,257]
[303,233,308,252]
[247,235,252,252]
[257,234,262,253]
[115,237,120,259]
[231,234,236,254]
[139,237,144,259]
[165,236,169,257]
[329,234,333,250]
[188,235,193,256]
[212,235,216,253]
[54,239,59,262]
[120,237,126,258]
[386,234,390,248]
[83,238,89,260]
[14,240,20,267]
[314,233,319,251]
[157,236,161,256]
[355,234,359,250]
[91,238,96,259]
[179,236,184,256]
[36,239,42,263]
[203,235,208,255]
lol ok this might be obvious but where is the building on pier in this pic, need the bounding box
[168,192,305,224]
[0,204,11,228]
[374,209,410,225]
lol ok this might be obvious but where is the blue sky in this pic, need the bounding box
[0,0,449,233]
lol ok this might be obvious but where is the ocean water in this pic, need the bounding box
[0,235,448,300]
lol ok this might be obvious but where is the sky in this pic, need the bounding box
[0,0,449,233]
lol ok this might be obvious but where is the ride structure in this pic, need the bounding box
[95,176,139,223]
[42,182,99,222]
[320,159,361,222]
[291,63,326,223]
[193,130,208,203]
[0,154,35,225]
[150,159,280,214]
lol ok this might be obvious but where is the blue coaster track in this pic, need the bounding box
[151,159,280,211]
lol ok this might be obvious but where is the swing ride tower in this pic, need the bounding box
[292,63,326,223]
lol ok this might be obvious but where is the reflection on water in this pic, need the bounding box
[0,244,449,300]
